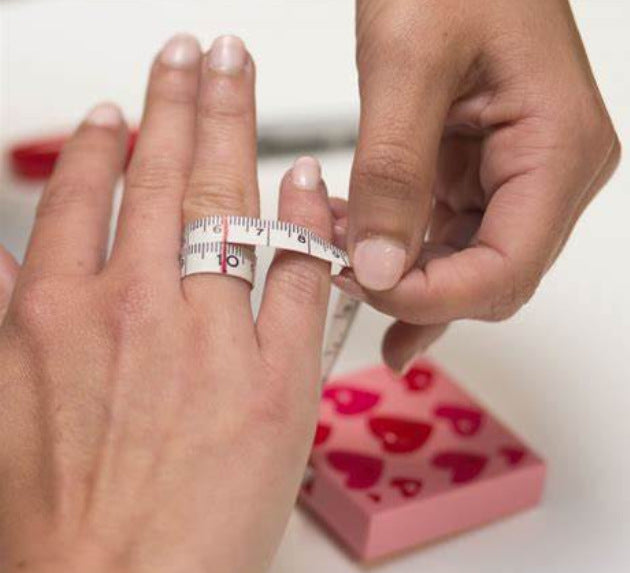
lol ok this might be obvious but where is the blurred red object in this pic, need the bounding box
[9,130,138,180]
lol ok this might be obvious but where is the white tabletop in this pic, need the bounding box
[1,2,629,572]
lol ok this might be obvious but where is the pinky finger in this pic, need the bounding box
[0,246,20,321]
[382,320,448,373]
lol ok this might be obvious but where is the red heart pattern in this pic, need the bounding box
[391,477,423,498]
[314,423,331,447]
[432,451,488,484]
[308,363,537,514]
[327,450,384,489]
[434,405,484,437]
[500,447,526,466]
[369,416,433,454]
[323,385,380,415]
[402,366,434,392]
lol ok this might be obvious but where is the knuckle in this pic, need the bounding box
[109,277,162,329]
[562,95,620,177]
[197,98,253,123]
[149,65,198,107]
[610,132,622,168]
[486,291,518,322]
[267,257,327,308]
[359,7,455,80]
[197,78,253,123]
[127,155,187,197]
[12,277,66,332]
[486,266,540,322]
[61,135,113,160]
[37,179,96,219]
[248,386,295,430]
[582,108,617,158]
[353,141,422,203]
[360,8,417,63]
[184,175,246,219]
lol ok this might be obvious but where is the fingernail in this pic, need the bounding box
[332,276,367,302]
[207,35,247,74]
[353,237,406,291]
[86,103,123,128]
[160,33,201,68]
[291,156,321,190]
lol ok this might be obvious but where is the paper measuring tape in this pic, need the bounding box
[181,215,359,381]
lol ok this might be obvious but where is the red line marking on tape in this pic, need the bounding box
[221,215,228,274]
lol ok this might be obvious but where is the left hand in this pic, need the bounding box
[0,34,332,573]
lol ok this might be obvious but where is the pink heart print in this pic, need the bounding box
[323,385,381,415]
[302,363,546,562]
[500,447,526,466]
[390,477,423,498]
[369,416,433,454]
[432,451,488,484]
[314,423,331,447]
[402,365,434,392]
[327,450,384,490]
[434,404,484,437]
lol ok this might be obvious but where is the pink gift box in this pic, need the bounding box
[300,360,546,562]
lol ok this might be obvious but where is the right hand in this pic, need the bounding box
[334,0,620,371]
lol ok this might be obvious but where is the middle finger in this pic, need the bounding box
[182,36,259,311]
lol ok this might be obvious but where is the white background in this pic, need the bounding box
[1,1,629,572]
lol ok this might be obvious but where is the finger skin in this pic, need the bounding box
[257,157,333,383]
[382,321,448,373]
[329,197,349,251]
[183,38,259,221]
[0,246,19,321]
[329,197,348,221]
[348,2,473,291]
[335,148,616,326]
[181,36,259,310]
[21,103,127,279]
[111,34,201,275]
[345,0,621,325]
[433,134,486,214]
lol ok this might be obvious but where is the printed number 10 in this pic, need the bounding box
[217,254,240,268]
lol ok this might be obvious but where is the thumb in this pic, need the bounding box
[349,18,463,291]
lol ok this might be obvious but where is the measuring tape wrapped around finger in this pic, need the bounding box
[181,215,360,381]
